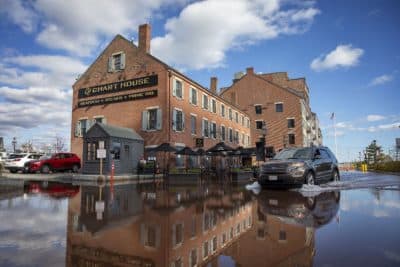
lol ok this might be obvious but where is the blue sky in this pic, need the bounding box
[0,0,399,161]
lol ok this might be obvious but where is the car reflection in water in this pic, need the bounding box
[24,181,80,199]
[65,182,340,267]
[257,190,341,229]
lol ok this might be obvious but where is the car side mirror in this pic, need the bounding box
[314,154,321,160]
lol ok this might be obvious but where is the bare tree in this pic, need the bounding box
[54,136,66,153]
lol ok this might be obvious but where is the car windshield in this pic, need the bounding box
[273,148,313,160]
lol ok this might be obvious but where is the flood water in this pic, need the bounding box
[0,175,400,267]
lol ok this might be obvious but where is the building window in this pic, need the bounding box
[87,142,97,161]
[235,112,238,123]
[279,230,287,241]
[247,135,250,146]
[256,121,264,130]
[173,79,183,99]
[112,142,121,160]
[246,118,250,128]
[202,119,209,138]
[228,128,233,143]
[288,134,295,145]
[191,115,197,135]
[275,103,283,112]
[288,118,295,128]
[172,223,184,247]
[190,87,197,105]
[142,108,162,130]
[171,258,182,267]
[211,99,217,113]
[173,109,184,132]
[202,95,209,110]
[203,241,209,259]
[234,131,239,144]
[255,105,262,114]
[241,115,244,126]
[212,236,217,253]
[229,109,232,120]
[211,122,217,139]
[222,233,227,246]
[94,116,106,124]
[140,224,160,248]
[221,104,225,117]
[189,249,197,267]
[221,125,226,141]
[108,52,125,72]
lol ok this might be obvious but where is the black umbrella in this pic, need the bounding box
[175,146,197,155]
[206,142,234,153]
[151,143,177,173]
[195,148,207,156]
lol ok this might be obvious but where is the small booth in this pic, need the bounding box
[82,123,144,175]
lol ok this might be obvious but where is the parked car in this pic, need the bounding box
[4,153,43,173]
[258,146,340,188]
[26,152,81,173]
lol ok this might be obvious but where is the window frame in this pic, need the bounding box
[275,102,284,112]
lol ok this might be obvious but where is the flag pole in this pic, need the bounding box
[333,113,338,157]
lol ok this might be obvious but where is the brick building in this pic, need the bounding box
[220,69,322,152]
[71,24,251,165]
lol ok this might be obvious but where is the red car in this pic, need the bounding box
[27,152,81,173]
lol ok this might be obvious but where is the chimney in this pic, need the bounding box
[210,77,218,94]
[138,24,151,53]
[246,67,254,75]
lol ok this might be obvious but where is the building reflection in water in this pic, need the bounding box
[66,183,340,267]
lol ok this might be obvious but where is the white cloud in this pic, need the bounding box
[152,0,320,69]
[368,122,400,132]
[1,0,189,57]
[310,44,364,71]
[367,114,386,122]
[369,74,393,86]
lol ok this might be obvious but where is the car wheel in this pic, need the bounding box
[331,169,340,182]
[305,172,315,185]
[41,165,51,174]
[72,164,80,173]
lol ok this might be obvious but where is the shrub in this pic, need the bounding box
[373,161,400,173]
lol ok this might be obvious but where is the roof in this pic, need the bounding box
[96,123,143,141]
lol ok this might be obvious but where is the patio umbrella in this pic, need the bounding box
[206,142,234,154]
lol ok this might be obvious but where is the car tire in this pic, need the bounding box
[305,171,315,185]
[331,169,340,182]
[41,165,51,174]
[72,164,80,173]
[10,169,17,173]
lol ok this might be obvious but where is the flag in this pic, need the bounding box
[330,112,335,120]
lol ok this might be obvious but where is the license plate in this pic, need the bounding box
[269,199,278,205]
[268,175,278,181]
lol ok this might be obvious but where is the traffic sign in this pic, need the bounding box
[97,149,106,159]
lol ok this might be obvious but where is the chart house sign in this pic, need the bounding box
[78,75,158,98]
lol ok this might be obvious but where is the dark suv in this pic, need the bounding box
[258,146,339,188]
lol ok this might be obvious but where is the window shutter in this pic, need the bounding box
[182,112,185,131]
[172,224,176,246]
[172,80,176,96]
[120,53,125,69]
[108,56,113,72]
[75,121,81,137]
[202,120,205,137]
[189,88,192,104]
[102,117,107,124]
[181,83,184,99]
[142,111,148,130]
[172,109,177,131]
[86,120,92,131]
[156,108,162,130]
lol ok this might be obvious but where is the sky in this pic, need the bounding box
[0,0,399,162]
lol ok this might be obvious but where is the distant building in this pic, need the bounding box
[0,137,4,151]
[220,69,322,151]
